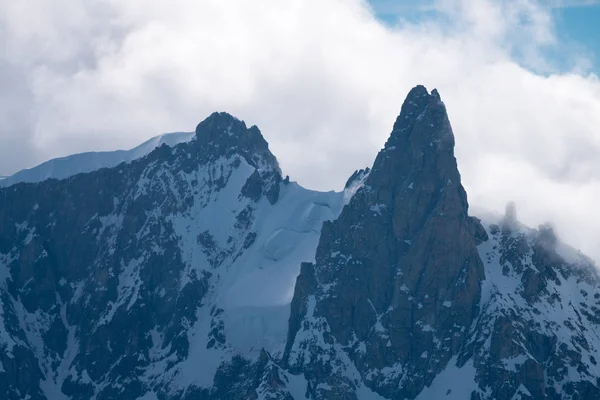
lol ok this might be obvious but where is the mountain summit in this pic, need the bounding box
[1,86,600,400]
[194,112,281,176]
[282,86,485,399]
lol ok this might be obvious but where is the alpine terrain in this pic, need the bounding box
[1,86,599,400]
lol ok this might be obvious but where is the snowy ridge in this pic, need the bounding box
[0,131,194,187]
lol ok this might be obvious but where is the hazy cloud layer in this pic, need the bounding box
[2,0,600,259]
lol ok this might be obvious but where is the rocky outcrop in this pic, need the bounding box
[284,85,485,399]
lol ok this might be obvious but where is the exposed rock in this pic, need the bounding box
[344,167,370,190]
[469,216,489,245]
[284,85,485,399]
[194,112,281,176]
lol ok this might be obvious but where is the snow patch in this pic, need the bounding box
[415,357,477,400]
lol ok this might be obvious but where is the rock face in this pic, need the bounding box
[2,86,600,400]
[284,85,485,399]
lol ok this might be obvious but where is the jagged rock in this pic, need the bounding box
[194,112,280,175]
[537,223,558,250]
[344,167,370,189]
[469,216,489,245]
[502,201,518,233]
[284,85,485,399]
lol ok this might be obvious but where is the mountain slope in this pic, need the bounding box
[0,131,195,188]
[0,113,343,399]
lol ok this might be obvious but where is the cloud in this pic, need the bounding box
[2,0,600,260]
[366,0,437,14]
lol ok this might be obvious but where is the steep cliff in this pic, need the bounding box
[284,85,485,399]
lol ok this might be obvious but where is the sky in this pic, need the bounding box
[1,0,600,260]
[370,0,600,73]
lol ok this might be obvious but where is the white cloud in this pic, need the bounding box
[2,0,600,260]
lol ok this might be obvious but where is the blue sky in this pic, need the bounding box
[552,4,600,68]
[368,0,600,74]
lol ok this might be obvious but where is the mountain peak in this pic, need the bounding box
[284,85,485,398]
[370,85,463,215]
[388,85,454,153]
[400,84,442,111]
[405,83,429,98]
[195,111,246,136]
[193,112,281,176]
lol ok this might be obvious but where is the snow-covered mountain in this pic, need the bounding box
[1,87,599,400]
[0,131,195,188]
[0,112,349,399]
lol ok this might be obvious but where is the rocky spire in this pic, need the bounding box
[284,85,486,399]
[502,201,518,233]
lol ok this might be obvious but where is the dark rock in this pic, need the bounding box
[241,170,263,201]
[344,167,370,189]
[469,216,489,245]
[284,85,485,399]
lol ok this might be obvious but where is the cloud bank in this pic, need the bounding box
[1,0,600,259]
